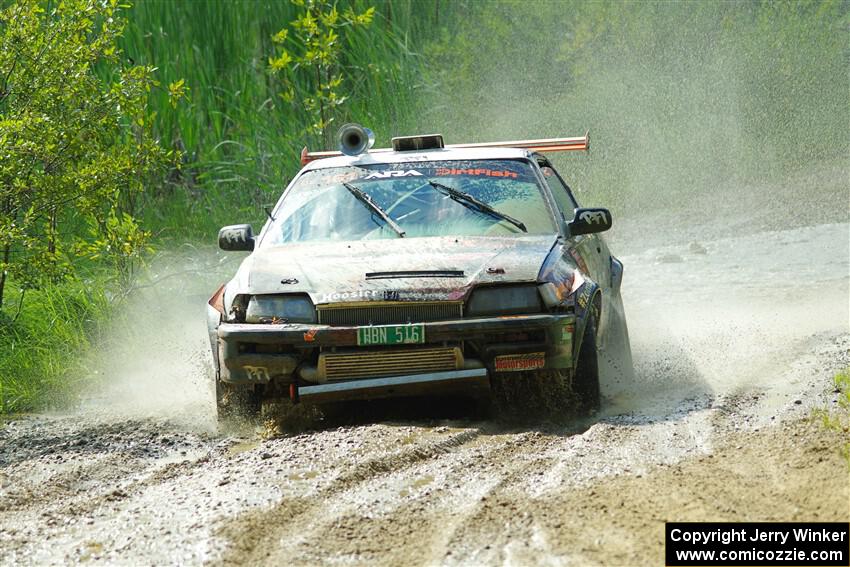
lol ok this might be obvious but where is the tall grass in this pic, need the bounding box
[0,279,111,413]
[7,0,845,414]
[814,368,850,467]
[121,0,441,239]
[0,0,444,413]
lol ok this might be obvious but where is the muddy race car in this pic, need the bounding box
[206,124,632,421]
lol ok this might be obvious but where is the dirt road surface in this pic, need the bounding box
[1,215,848,565]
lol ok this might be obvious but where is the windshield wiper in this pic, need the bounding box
[427,181,527,233]
[342,182,405,238]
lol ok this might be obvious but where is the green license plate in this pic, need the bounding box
[357,324,425,346]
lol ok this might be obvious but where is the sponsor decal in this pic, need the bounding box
[494,352,546,372]
[434,167,519,178]
[316,288,466,304]
[243,365,270,381]
[560,324,574,344]
[317,289,387,303]
[326,172,360,184]
[363,170,423,180]
[579,210,608,225]
[447,289,466,300]
[219,227,246,245]
[577,284,593,308]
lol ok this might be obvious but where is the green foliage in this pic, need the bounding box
[0,277,111,413]
[816,368,850,466]
[76,211,153,288]
[118,0,436,239]
[269,0,375,145]
[0,0,177,308]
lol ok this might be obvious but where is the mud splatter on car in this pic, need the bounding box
[207,126,632,420]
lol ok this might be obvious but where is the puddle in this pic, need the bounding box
[411,475,434,488]
[78,541,105,561]
[399,475,435,497]
[226,441,259,457]
[287,470,319,481]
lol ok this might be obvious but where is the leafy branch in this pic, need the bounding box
[268,0,376,147]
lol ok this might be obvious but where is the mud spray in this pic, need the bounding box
[79,245,242,431]
[2,6,847,564]
[83,2,850,431]
[419,2,849,424]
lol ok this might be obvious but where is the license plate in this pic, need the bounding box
[494,352,546,372]
[357,324,425,346]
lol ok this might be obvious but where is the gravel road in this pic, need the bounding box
[1,217,847,566]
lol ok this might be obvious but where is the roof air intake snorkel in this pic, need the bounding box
[337,123,375,156]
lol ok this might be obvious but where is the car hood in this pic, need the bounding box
[232,234,558,305]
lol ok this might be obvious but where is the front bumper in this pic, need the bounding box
[216,313,575,389]
[297,368,490,403]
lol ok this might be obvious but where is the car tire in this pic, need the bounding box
[574,309,601,413]
[216,380,262,422]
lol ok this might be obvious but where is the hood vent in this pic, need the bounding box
[365,270,464,280]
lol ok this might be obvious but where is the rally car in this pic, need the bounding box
[207,124,632,420]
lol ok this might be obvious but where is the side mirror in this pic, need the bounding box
[218,224,254,251]
[569,208,612,236]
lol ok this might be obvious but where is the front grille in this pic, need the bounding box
[319,347,462,380]
[317,301,463,326]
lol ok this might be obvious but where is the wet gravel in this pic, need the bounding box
[0,219,847,565]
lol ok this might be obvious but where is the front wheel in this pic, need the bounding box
[574,310,601,413]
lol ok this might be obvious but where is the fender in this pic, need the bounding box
[207,284,226,378]
[610,256,624,293]
[572,280,601,367]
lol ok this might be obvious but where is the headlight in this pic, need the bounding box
[245,294,316,323]
[538,270,584,308]
[466,285,543,316]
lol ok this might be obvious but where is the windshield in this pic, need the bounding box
[261,159,556,246]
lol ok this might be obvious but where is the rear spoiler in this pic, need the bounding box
[300,132,590,166]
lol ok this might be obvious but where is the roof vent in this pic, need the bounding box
[391,134,444,152]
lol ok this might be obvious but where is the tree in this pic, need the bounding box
[0,0,184,310]
[268,0,375,147]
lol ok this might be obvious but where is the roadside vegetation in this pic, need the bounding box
[0,0,182,411]
[118,0,437,239]
[1,0,847,413]
[815,368,850,466]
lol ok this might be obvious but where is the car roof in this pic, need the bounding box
[300,146,535,172]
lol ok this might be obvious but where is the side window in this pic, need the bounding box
[539,162,578,219]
